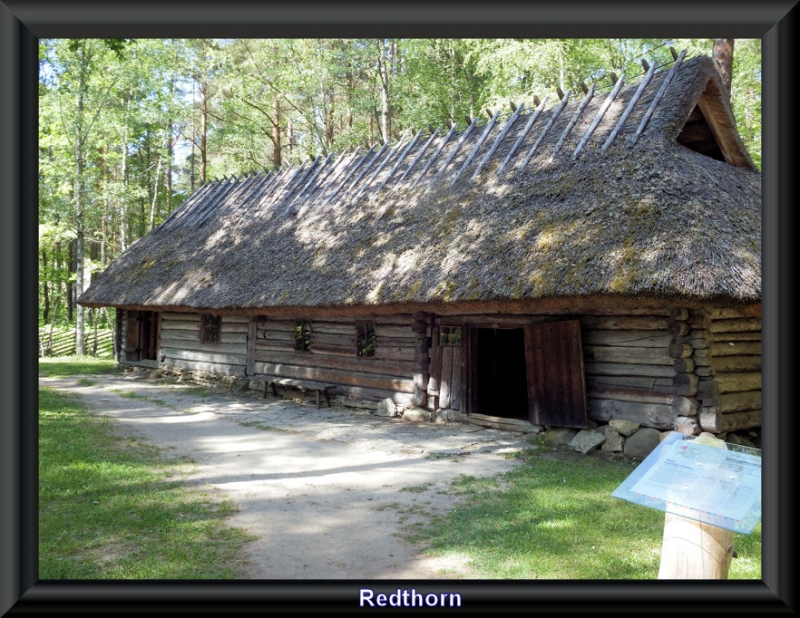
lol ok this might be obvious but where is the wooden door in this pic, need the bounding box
[125,310,141,361]
[430,325,464,411]
[524,320,588,428]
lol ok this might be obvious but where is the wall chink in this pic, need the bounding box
[81,53,761,459]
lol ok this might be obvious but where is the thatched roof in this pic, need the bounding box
[80,53,761,316]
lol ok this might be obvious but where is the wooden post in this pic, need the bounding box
[657,433,734,579]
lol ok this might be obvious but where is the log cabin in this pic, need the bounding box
[79,52,762,437]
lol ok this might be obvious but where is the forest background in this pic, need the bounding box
[37,38,762,353]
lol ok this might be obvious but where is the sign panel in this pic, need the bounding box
[611,432,761,534]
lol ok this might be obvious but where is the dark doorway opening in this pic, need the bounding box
[476,328,528,420]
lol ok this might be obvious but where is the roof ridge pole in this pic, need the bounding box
[472,103,525,181]
[573,74,626,160]
[295,152,334,201]
[354,140,403,200]
[375,129,423,194]
[157,180,214,231]
[343,141,390,197]
[601,60,658,152]
[452,109,502,185]
[189,176,240,228]
[517,91,571,174]
[313,148,362,207]
[324,146,375,204]
[264,162,306,210]
[628,49,687,147]
[410,122,458,189]
[548,82,596,163]
[282,156,325,215]
[496,96,548,178]
[428,116,481,188]
[398,126,440,184]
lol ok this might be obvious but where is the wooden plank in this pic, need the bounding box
[439,345,453,409]
[586,375,674,390]
[252,349,414,377]
[163,357,246,377]
[427,326,441,397]
[525,320,588,428]
[430,116,481,184]
[587,388,674,406]
[450,345,463,411]
[376,129,423,194]
[707,307,761,320]
[694,342,761,358]
[708,356,762,372]
[399,127,440,184]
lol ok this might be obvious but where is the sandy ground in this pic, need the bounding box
[40,371,536,579]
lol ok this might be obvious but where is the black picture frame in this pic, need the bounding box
[2,1,795,614]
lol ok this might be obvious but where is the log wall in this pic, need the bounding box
[581,308,696,431]
[252,315,419,405]
[160,312,250,376]
[690,307,762,433]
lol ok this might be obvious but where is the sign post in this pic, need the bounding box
[612,431,761,579]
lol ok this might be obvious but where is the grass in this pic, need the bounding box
[39,356,121,378]
[39,376,255,579]
[407,447,762,580]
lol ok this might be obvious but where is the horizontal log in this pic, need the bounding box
[580,316,670,330]
[163,358,246,377]
[669,308,690,321]
[709,355,762,372]
[312,323,359,336]
[162,346,247,366]
[160,319,201,331]
[709,318,762,333]
[375,336,417,348]
[698,373,762,399]
[162,312,200,321]
[584,346,674,365]
[465,413,541,433]
[252,349,415,377]
[374,346,417,362]
[693,342,761,358]
[588,398,676,429]
[706,306,761,320]
[312,332,356,348]
[585,375,674,390]
[254,361,416,393]
[584,361,676,378]
[256,319,297,333]
[698,408,762,433]
[587,387,674,405]
[672,358,696,373]
[582,330,673,348]
[703,391,761,413]
[377,325,415,338]
[159,330,204,342]
[160,335,248,350]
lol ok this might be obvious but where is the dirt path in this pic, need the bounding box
[40,371,535,579]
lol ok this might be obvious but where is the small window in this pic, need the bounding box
[440,326,462,346]
[295,320,312,352]
[356,321,376,357]
[200,314,221,344]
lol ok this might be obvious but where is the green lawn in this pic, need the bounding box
[39,379,254,579]
[407,447,762,580]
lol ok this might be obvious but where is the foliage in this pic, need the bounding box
[39,38,762,334]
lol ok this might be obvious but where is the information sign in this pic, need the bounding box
[611,431,761,534]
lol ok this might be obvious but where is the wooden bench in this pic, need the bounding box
[259,375,338,408]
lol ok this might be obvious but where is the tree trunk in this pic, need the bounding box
[712,38,735,99]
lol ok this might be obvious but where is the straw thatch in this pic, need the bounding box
[79,54,760,315]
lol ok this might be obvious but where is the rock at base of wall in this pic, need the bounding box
[623,427,662,460]
[375,398,398,417]
[546,427,579,446]
[402,407,432,423]
[570,429,606,454]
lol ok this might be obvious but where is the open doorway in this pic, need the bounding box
[476,328,528,420]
